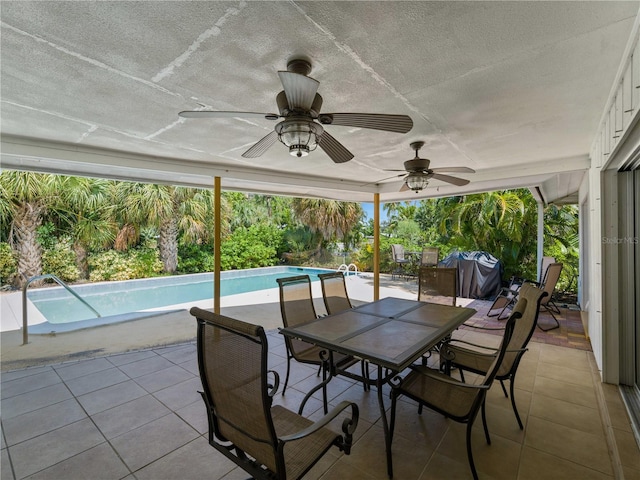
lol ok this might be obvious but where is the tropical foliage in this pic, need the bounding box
[0,171,579,295]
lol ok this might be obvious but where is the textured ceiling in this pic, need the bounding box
[1,1,638,202]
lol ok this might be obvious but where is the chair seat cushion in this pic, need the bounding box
[272,405,340,479]
[400,367,478,419]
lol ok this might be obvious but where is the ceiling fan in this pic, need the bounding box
[179,58,413,163]
[382,141,475,192]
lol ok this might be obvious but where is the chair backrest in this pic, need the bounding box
[539,263,563,306]
[476,309,519,392]
[277,275,319,359]
[391,244,405,261]
[277,275,318,326]
[497,282,547,377]
[192,307,280,473]
[318,271,352,315]
[539,256,555,282]
[418,266,457,305]
[420,247,440,266]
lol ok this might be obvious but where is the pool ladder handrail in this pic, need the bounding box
[22,273,102,345]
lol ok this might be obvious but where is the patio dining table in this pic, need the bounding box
[279,296,476,478]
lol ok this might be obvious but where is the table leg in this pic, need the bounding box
[376,365,394,478]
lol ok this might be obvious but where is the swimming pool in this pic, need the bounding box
[27,266,334,330]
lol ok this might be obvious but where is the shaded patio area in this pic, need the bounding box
[1,291,638,479]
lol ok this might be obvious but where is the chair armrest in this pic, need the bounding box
[279,400,359,443]
[443,339,500,353]
[462,323,507,331]
[267,370,280,397]
[409,366,491,390]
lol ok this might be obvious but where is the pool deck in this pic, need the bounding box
[1,273,431,371]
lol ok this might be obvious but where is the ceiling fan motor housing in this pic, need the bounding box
[276,91,323,117]
[404,157,430,172]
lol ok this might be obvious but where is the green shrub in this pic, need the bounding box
[42,237,80,282]
[177,244,215,273]
[353,237,399,273]
[0,242,17,286]
[221,224,284,270]
[88,247,163,281]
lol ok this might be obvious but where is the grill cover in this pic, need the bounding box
[439,251,503,299]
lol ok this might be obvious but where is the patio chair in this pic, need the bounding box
[191,307,359,480]
[418,266,457,306]
[389,309,519,480]
[533,262,563,331]
[420,246,440,267]
[318,271,370,390]
[276,275,366,404]
[318,271,353,314]
[441,282,547,429]
[391,244,411,280]
[487,256,555,320]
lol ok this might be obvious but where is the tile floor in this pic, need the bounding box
[1,305,640,479]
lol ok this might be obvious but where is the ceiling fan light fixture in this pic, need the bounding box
[275,118,324,157]
[406,172,429,191]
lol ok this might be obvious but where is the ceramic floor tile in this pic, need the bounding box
[1,370,62,399]
[174,399,208,435]
[106,350,156,366]
[417,451,474,480]
[535,361,594,388]
[612,427,640,470]
[1,366,53,383]
[92,394,171,439]
[525,416,613,475]
[154,344,196,364]
[533,376,598,408]
[436,422,521,479]
[134,437,237,480]
[518,445,614,480]
[54,357,114,381]
[1,447,14,480]
[8,418,104,479]
[110,413,199,472]
[116,355,175,379]
[2,398,86,446]
[152,377,202,411]
[76,380,147,415]
[133,364,195,393]
[24,442,130,480]
[1,383,72,420]
[529,393,604,435]
[63,367,129,397]
[538,344,592,371]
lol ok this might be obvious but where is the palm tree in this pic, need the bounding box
[57,176,117,279]
[436,190,537,279]
[292,198,364,256]
[0,171,60,286]
[116,183,216,273]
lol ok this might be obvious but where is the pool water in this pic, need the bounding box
[29,267,332,324]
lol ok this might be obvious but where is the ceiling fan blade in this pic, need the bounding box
[278,71,319,110]
[383,169,406,172]
[431,173,470,186]
[361,173,405,187]
[241,131,278,158]
[430,166,476,173]
[179,110,279,120]
[319,113,413,133]
[399,182,410,192]
[317,131,354,163]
